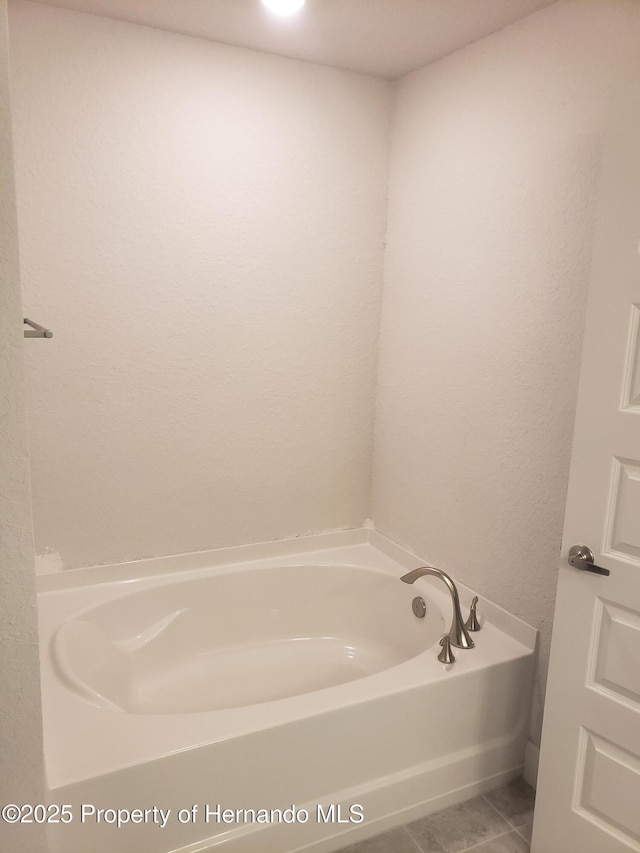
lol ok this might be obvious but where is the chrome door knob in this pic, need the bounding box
[568,544,610,576]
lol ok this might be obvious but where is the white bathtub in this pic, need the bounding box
[38,530,536,853]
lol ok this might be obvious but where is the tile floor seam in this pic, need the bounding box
[405,797,513,853]
[515,823,533,843]
[501,811,526,832]
[457,827,526,853]
[480,794,516,829]
[401,824,426,853]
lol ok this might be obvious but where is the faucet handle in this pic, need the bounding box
[438,634,456,664]
[464,596,481,632]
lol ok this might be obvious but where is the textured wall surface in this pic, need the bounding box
[10,0,640,769]
[373,0,640,745]
[0,1,46,848]
[10,0,391,570]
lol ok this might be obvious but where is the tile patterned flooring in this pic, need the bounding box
[336,778,535,853]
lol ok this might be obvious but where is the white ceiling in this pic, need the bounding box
[28,0,557,79]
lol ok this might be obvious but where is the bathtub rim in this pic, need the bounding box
[37,527,537,652]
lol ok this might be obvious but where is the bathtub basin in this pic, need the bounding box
[52,565,443,713]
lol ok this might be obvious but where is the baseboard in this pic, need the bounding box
[523,741,539,789]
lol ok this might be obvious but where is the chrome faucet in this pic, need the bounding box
[401,566,474,650]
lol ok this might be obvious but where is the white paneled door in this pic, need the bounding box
[532,92,640,852]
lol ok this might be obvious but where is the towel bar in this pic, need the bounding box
[24,318,53,338]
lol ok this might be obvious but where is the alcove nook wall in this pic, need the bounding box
[372,0,640,745]
[9,0,640,773]
[0,2,46,851]
[10,0,392,571]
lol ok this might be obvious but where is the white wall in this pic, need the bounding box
[0,1,46,849]
[10,0,640,762]
[373,0,640,746]
[10,0,391,570]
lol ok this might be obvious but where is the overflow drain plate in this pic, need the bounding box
[412,596,426,618]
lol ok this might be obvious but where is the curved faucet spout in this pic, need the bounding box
[401,566,474,650]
